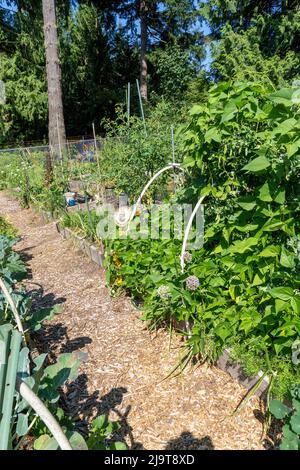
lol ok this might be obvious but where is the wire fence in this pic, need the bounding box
[0,132,177,162]
[0,139,104,163]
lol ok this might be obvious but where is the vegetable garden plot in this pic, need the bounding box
[0,80,299,450]
[0,191,266,450]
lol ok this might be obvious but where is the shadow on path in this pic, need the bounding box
[165,432,214,450]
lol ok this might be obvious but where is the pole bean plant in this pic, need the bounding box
[105,81,300,399]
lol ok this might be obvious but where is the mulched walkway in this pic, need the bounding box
[0,190,267,450]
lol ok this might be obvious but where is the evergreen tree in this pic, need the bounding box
[0,3,47,145]
[202,0,300,85]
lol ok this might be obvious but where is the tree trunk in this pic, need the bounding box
[42,0,66,155]
[140,0,148,101]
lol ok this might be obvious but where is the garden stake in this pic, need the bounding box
[127,82,131,125]
[171,126,176,194]
[92,122,102,197]
[56,114,63,175]
[136,78,147,135]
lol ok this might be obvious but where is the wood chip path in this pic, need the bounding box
[0,191,266,450]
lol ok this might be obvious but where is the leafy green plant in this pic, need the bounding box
[60,209,102,244]
[87,414,127,450]
[0,236,26,284]
[0,232,125,450]
[0,235,73,449]
[100,101,185,200]
[0,216,18,239]
[270,385,300,450]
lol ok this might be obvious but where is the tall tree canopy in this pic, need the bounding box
[0,0,205,144]
[1,0,300,146]
[201,0,300,84]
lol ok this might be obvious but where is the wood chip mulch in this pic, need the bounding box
[0,191,269,450]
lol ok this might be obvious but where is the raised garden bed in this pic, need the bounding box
[56,222,104,267]
[216,349,269,398]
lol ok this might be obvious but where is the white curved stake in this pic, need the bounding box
[129,163,183,223]
[16,377,73,450]
[180,195,206,273]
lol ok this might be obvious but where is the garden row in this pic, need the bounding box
[1,80,300,449]
[0,216,126,450]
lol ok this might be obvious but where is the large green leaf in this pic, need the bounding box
[286,139,300,157]
[280,437,299,450]
[228,237,258,254]
[259,246,280,258]
[273,118,296,135]
[269,399,290,419]
[270,287,294,301]
[290,415,300,435]
[16,413,29,437]
[291,297,300,315]
[280,246,295,269]
[67,431,88,450]
[34,435,59,451]
[236,197,256,211]
[258,182,272,202]
[110,441,127,450]
[214,323,231,342]
[204,127,221,143]
[43,353,80,382]
[242,156,271,172]
[269,88,294,106]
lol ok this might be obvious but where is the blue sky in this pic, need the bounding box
[0,1,16,12]
[200,22,212,70]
